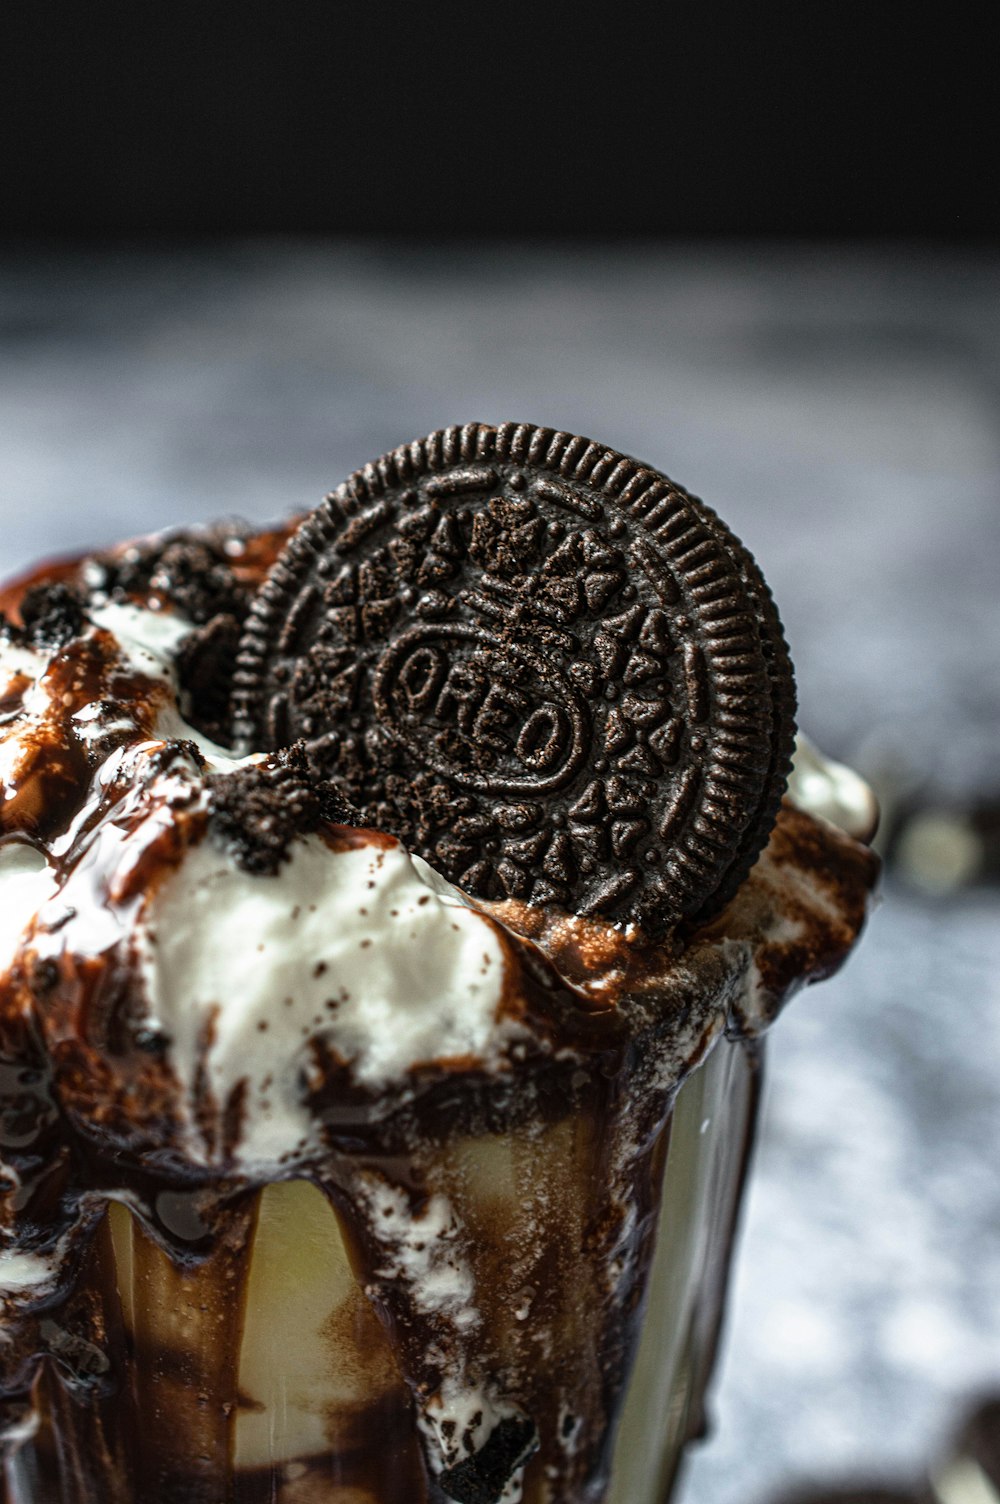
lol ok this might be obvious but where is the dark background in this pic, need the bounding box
[2,1,996,240]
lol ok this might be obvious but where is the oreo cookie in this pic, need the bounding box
[231,423,796,936]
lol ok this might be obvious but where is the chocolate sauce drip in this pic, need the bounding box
[118,1196,258,1501]
[36,1217,132,1504]
[0,523,296,753]
[0,528,879,1504]
[302,1034,685,1503]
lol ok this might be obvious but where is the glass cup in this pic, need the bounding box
[3,1031,761,1504]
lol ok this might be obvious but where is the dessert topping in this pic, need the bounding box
[232,423,798,938]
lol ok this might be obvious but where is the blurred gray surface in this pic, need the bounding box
[1,242,998,1502]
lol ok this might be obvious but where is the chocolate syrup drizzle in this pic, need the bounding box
[0,531,878,1504]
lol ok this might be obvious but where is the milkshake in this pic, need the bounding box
[0,424,878,1504]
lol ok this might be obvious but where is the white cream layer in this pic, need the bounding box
[138,833,511,1166]
[0,598,873,1177]
[0,603,514,1172]
[787,733,877,841]
[0,843,57,977]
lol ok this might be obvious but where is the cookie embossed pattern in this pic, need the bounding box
[230,422,795,935]
[0,424,877,1504]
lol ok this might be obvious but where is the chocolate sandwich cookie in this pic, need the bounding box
[231,423,796,937]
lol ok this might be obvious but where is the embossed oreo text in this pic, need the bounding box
[373,625,589,793]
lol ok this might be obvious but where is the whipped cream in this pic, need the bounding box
[0,592,872,1227]
[0,844,56,978]
[0,535,880,1504]
[0,596,876,1181]
[139,832,513,1166]
[0,601,522,1173]
[787,733,878,841]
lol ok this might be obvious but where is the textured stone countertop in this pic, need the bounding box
[1,242,998,1502]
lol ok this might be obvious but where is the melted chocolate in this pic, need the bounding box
[0,528,878,1504]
